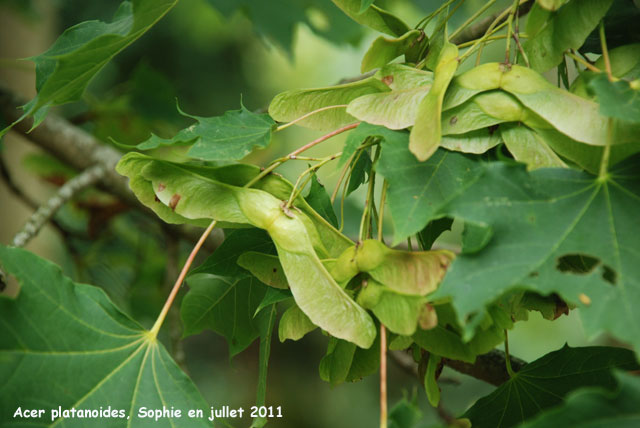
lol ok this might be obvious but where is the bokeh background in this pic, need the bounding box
[0,1,603,426]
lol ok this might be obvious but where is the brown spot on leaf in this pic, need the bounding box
[169,194,181,211]
[158,183,166,192]
[449,116,458,126]
[272,268,277,273]
[154,195,160,203]
[382,75,394,86]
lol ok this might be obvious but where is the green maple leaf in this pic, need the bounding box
[0,246,210,427]
[426,153,640,353]
[135,104,276,161]
[1,0,178,137]
[465,345,639,428]
[519,371,640,428]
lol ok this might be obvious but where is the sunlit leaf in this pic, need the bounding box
[360,30,422,73]
[331,0,409,36]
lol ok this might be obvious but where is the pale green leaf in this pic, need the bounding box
[0,245,210,427]
[331,0,409,36]
[268,76,389,131]
[118,154,374,348]
[440,129,502,154]
[361,30,422,73]
[237,252,289,289]
[409,42,459,161]
[501,124,568,170]
[536,0,568,11]
[466,345,639,428]
[278,304,317,341]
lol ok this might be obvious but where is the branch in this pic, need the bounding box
[0,86,220,250]
[451,0,533,46]
[391,349,526,387]
[12,164,105,248]
[443,349,526,386]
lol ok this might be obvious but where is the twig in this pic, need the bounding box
[165,232,187,372]
[12,164,106,248]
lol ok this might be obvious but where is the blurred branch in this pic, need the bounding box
[451,0,533,45]
[12,164,105,247]
[391,349,526,387]
[0,86,220,251]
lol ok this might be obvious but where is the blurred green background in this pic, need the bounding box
[0,1,603,427]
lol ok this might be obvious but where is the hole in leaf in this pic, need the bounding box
[556,254,616,285]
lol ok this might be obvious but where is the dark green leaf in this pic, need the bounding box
[426,154,640,354]
[1,0,178,137]
[191,228,275,277]
[0,246,210,427]
[181,274,269,356]
[254,287,292,316]
[319,338,357,385]
[346,149,372,196]
[589,74,640,123]
[466,345,639,428]
[237,252,289,289]
[519,371,640,428]
[377,145,482,245]
[417,217,454,250]
[305,172,338,228]
[250,305,277,428]
[135,104,276,161]
[388,395,423,428]
[523,0,614,72]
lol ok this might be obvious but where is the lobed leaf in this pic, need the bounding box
[0,246,210,427]
[518,371,640,428]
[182,274,269,356]
[1,0,178,137]
[135,105,276,161]
[465,345,639,428]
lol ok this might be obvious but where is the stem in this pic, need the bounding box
[359,145,380,241]
[566,51,601,73]
[12,164,106,248]
[286,154,340,208]
[432,0,467,36]
[460,20,509,63]
[379,324,388,428]
[150,219,218,338]
[504,330,515,378]
[416,0,457,29]
[473,0,529,66]
[377,180,388,242]
[504,0,520,64]
[245,122,359,188]
[275,105,348,132]
[449,0,497,41]
[599,21,613,81]
[331,157,353,203]
[599,119,614,180]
